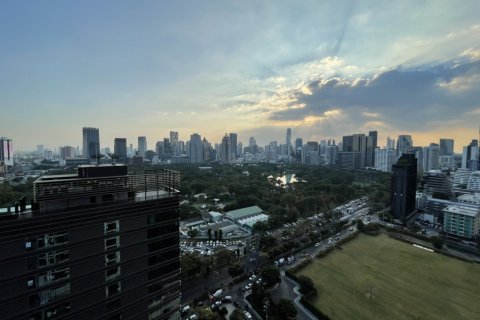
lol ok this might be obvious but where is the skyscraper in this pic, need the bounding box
[375,148,396,172]
[439,138,454,156]
[0,165,181,319]
[189,133,204,163]
[396,135,413,157]
[286,128,292,161]
[391,153,417,222]
[229,133,237,159]
[170,131,179,155]
[82,127,100,161]
[368,131,378,166]
[221,134,232,163]
[0,137,14,166]
[60,146,76,160]
[138,136,147,157]
[114,138,128,163]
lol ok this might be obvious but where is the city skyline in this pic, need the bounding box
[2,1,480,150]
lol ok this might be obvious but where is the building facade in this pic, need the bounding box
[391,153,417,222]
[0,165,181,320]
[82,128,100,162]
[443,205,479,239]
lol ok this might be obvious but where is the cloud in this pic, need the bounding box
[267,57,480,132]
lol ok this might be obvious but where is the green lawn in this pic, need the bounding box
[296,234,480,320]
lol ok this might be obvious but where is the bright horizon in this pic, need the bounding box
[1,1,479,152]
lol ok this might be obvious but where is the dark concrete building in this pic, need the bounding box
[0,165,180,320]
[113,138,128,164]
[391,154,417,222]
[82,127,100,162]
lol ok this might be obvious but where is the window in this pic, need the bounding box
[44,302,71,319]
[104,220,119,234]
[27,277,35,288]
[106,298,122,312]
[105,251,121,266]
[105,236,120,250]
[106,267,121,281]
[37,250,70,269]
[106,282,121,297]
[25,241,33,250]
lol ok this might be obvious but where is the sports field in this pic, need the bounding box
[296,234,480,320]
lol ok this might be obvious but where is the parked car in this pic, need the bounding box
[244,311,253,319]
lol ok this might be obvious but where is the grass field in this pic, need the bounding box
[296,234,480,320]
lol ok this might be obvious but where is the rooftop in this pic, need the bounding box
[443,205,479,217]
[226,205,263,219]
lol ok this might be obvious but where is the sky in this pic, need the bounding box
[1,1,479,152]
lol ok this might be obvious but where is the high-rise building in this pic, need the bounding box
[170,131,179,155]
[0,165,181,319]
[237,142,243,156]
[342,135,353,152]
[114,138,128,163]
[325,145,338,165]
[386,137,395,149]
[221,134,232,163]
[37,145,44,156]
[229,133,237,159]
[295,138,303,163]
[368,131,378,166]
[443,205,480,239]
[375,148,396,172]
[396,135,413,157]
[391,153,417,222]
[60,146,76,160]
[189,133,203,163]
[0,137,14,166]
[138,136,147,157]
[439,139,454,156]
[423,143,441,171]
[286,128,292,161]
[82,127,100,162]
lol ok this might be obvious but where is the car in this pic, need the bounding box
[189,315,198,320]
[315,242,320,247]
[245,283,253,290]
[249,257,256,263]
[215,301,222,307]
[249,274,256,281]
[181,305,190,314]
[349,227,354,231]
[243,311,253,320]
[255,278,263,284]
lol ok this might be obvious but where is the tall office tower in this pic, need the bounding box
[114,138,128,163]
[161,138,173,161]
[368,131,378,166]
[295,138,303,163]
[411,146,424,174]
[189,133,204,163]
[248,137,256,148]
[462,140,479,171]
[266,141,278,161]
[422,143,441,171]
[129,144,134,157]
[178,141,185,155]
[386,137,395,149]
[439,139,454,156]
[325,145,338,165]
[286,128,292,161]
[82,127,100,162]
[0,165,181,320]
[342,135,354,152]
[237,142,243,156]
[391,153,417,222]
[138,137,147,157]
[374,148,396,172]
[169,131,179,155]
[60,146,76,160]
[229,133,237,159]
[37,145,44,156]
[396,135,413,157]
[0,137,14,166]
[220,134,232,163]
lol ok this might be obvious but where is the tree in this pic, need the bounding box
[297,275,315,295]
[432,236,444,249]
[261,265,280,288]
[197,307,221,320]
[214,248,235,268]
[188,229,198,238]
[214,230,219,241]
[276,299,297,320]
[229,309,244,320]
[208,228,212,240]
[228,262,244,277]
[218,229,223,240]
[356,219,365,232]
[252,221,269,233]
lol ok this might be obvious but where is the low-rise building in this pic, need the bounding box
[443,205,480,239]
[225,206,263,222]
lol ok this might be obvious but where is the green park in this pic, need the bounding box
[296,233,480,320]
